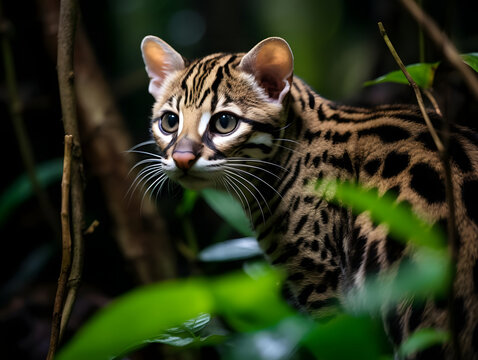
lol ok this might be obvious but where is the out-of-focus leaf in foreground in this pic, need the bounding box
[201,189,254,236]
[57,268,289,360]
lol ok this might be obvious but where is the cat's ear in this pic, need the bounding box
[141,36,185,99]
[239,37,294,103]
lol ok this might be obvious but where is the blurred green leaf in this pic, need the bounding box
[0,158,63,227]
[211,268,292,333]
[57,280,215,360]
[314,179,446,249]
[302,314,388,360]
[399,328,449,358]
[364,62,439,89]
[57,269,288,360]
[201,189,253,236]
[223,316,313,360]
[176,189,199,216]
[150,313,226,347]
[199,237,262,262]
[461,53,478,72]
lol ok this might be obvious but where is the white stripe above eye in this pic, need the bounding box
[178,110,184,135]
[246,133,273,146]
[198,112,211,136]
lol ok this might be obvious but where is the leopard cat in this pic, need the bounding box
[140,36,478,359]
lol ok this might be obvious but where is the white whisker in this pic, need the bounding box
[224,169,267,223]
[223,165,283,200]
[225,162,281,179]
[128,140,156,152]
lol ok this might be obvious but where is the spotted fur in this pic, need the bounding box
[140,36,478,359]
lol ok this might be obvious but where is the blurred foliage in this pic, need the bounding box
[56,179,450,359]
[0,158,62,228]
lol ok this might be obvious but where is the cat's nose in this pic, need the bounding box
[172,151,197,170]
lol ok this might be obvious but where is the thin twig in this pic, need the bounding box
[378,21,460,360]
[400,0,478,100]
[46,135,73,360]
[56,0,85,343]
[378,22,444,153]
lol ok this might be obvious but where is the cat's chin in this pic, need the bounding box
[176,176,212,191]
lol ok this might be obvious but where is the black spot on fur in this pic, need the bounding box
[323,269,339,290]
[293,196,301,211]
[298,284,315,305]
[351,234,367,272]
[416,131,436,151]
[365,242,381,274]
[449,137,472,173]
[315,283,327,293]
[271,246,299,265]
[359,125,411,143]
[409,302,425,331]
[364,159,381,176]
[304,152,311,166]
[311,240,319,252]
[320,210,329,224]
[304,196,314,204]
[385,310,403,345]
[382,151,410,178]
[385,236,406,264]
[312,156,321,168]
[313,221,320,236]
[330,152,354,174]
[332,131,352,144]
[309,297,339,310]
[300,257,316,271]
[294,215,309,235]
[322,150,328,162]
[462,180,478,226]
[324,130,332,140]
[410,163,446,204]
[287,272,305,281]
[320,249,327,260]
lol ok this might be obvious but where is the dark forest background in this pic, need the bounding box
[0,0,477,359]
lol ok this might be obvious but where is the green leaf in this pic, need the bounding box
[201,189,253,236]
[461,53,478,73]
[0,158,63,227]
[399,328,449,357]
[364,62,439,89]
[302,314,389,360]
[57,280,215,360]
[199,237,262,262]
[176,189,199,216]
[150,313,224,347]
[57,269,289,360]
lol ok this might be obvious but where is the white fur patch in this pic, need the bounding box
[198,112,211,136]
[246,133,273,146]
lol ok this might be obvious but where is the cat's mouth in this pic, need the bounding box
[176,173,212,190]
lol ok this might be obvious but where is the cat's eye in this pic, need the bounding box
[210,113,238,134]
[160,112,179,134]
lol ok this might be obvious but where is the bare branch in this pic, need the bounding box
[46,135,73,360]
[55,0,85,343]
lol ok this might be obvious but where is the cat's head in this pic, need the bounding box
[140,36,294,190]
